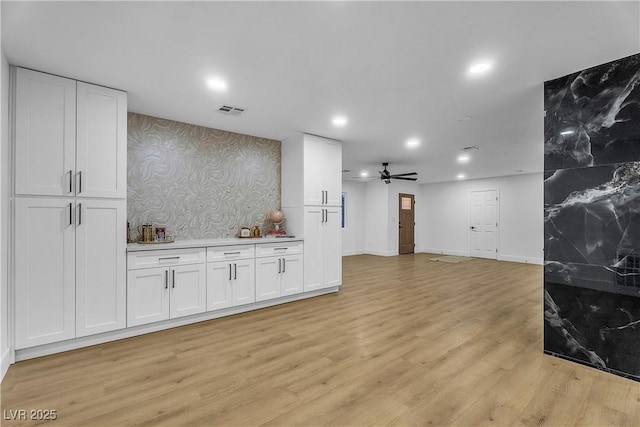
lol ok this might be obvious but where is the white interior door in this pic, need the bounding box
[469,190,499,259]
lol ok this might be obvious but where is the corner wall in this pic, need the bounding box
[1,52,10,380]
[420,173,543,263]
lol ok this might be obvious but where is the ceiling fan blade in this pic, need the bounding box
[392,176,418,181]
[390,172,418,177]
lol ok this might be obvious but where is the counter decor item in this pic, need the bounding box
[267,210,286,236]
[156,227,166,240]
[240,226,251,238]
[137,223,154,242]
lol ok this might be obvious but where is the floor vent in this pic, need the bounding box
[218,105,246,116]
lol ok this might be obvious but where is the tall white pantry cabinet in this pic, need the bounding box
[281,133,342,292]
[13,67,127,349]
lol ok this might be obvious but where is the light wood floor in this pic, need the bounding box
[3,254,640,426]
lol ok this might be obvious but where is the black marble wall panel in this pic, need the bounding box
[544,53,640,171]
[544,52,640,381]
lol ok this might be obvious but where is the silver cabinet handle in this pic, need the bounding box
[229,264,232,281]
[78,203,82,225]
[68,170,73,193]
[165,270,168,289]
[172,270,176,288]
[282,258,286,273]
[78,171,82,194]
[234,263,237,280]
[68,203,73,226]
[224,251,241,255]
[278,258,281,274]
[159,256,180,261]
[274,247,288,251]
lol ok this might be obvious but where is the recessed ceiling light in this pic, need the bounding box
[468,61,493,75]
[406,138,420,148]
[560,130,574,135]
[206,77,227,92]
[360,171,369,177]
[457,154,470,163]
[457,174,466,179]
[332,116,348,127]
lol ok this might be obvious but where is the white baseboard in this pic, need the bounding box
[363,250,397,257]
[498,254,543,265]
[420,248,469,257]
[342,250,365,256]
[15,287,339,362]
[0,347,10,382]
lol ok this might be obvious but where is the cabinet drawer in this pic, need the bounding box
[127,248,206,270]
[255,241,303,258]
[207,245,255,262]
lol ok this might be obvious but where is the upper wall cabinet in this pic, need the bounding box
[76,82,127,198]
[14,68,127,198]
[281,133,342,208]
[15,68,76,196]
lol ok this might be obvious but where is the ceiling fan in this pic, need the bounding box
[379,162,418,184]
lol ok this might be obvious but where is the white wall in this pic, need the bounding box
[1,51,10,380]
[364,180,392,256]
[341,181,366,255]
[421,173,543,264]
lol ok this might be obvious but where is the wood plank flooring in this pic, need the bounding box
[3,254,640,426]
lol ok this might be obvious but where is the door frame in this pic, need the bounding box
[468,189,500,259]
[398,193,415,255]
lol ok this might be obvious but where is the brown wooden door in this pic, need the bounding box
[399,193,415,254]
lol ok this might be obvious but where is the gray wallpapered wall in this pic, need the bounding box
[127,113,281,240]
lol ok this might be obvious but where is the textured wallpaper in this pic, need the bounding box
[127,113,281,240]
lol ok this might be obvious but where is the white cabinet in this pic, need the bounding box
[281,133,343,209]
[169,264,207,319]
[207,258,255,311]
[14,198,76,349]
[75,199,126,337]
[304,206,342,292]
[256,254,303,302]
[255,242,304,302]
[76,82,127,198]
[14,198,126,347]
[281,133,342,293]
[303,136,342,206]
[13,67,128,348]
[15,69,76,197]
[14,67,127,198]
[127,249,207,327]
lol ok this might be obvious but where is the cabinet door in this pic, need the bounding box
[281,254,303,296]
[233,259,255,306]
[76,200,126,337]
[303,136,325,205]
[303,207,324,292]
[76,82,127,199]
[170,264,206,319]
[15,68,76,196]
[323,139,343,206]
[255,257,281,302]
[15,198,76,348]
[127,267,169,327]
[323,207,343,288]
[207,262,233,311]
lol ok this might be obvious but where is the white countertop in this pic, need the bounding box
[127,236,303,252]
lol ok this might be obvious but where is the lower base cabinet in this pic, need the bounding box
[206,259,255,310]
[255,254,303,302]
[127,249,206,327]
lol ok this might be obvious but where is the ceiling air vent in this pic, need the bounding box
[461,145,482,151]
[218,105,246,116]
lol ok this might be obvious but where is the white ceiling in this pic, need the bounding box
[2,1,639,184]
